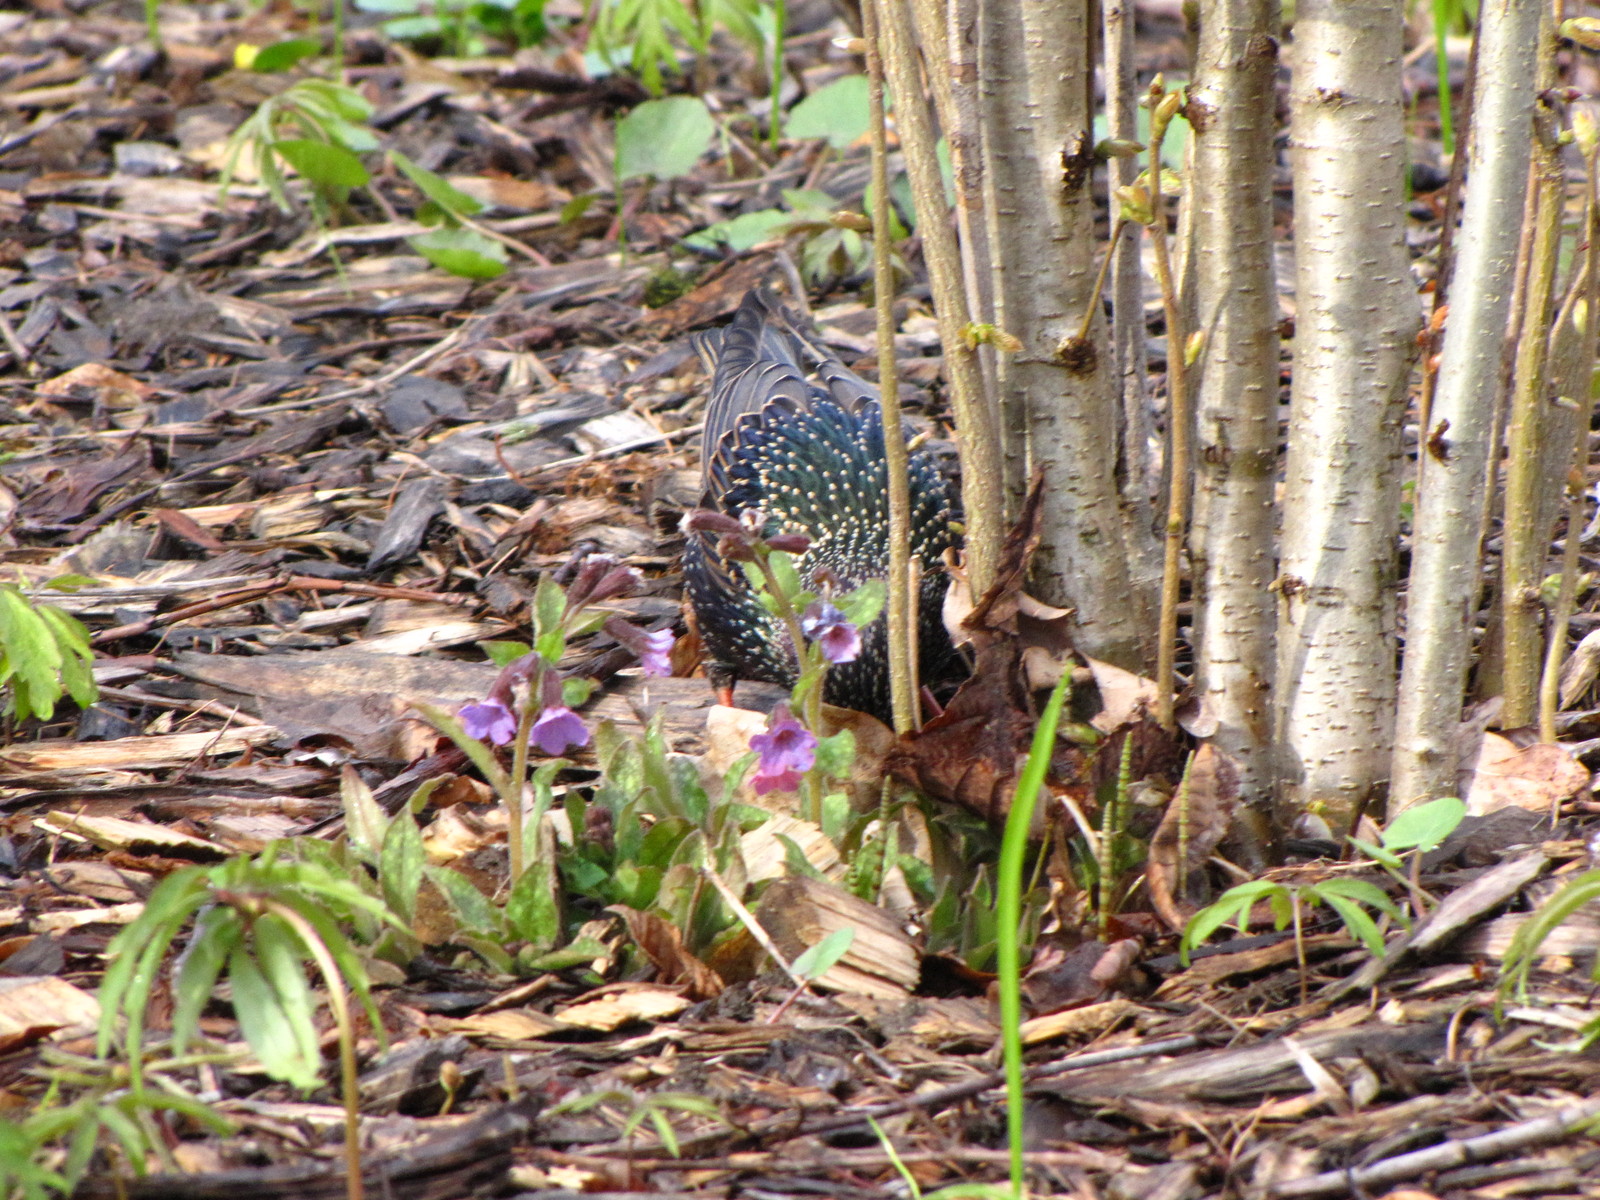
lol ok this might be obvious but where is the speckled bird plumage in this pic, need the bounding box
[683,289,960,721]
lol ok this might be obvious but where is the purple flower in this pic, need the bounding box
[604,616,674,677]
[800,601,861,664]
[751,766,805,795]
[460,699,517,746]
[748,705,816,794]
[531,705,590,755]
[637,628,674,676]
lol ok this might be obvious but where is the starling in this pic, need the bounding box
[682,289,960,721]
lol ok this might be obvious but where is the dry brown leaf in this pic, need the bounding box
[1146,744,1241,932]
[1459,734,1589,815]
[0,976,100,1053]
[441,1009,567,1041]
[614,906,725,999]
[552,983,690,1030]
[1085,655,1159,732]
[37,362,155,406]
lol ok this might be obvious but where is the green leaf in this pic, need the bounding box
[342,766,387,864]
[41,574,99,591]
[683,207,789,253]
[563,675,597,708]
[615,95,715,182]
[1381,796,1466,853]
[272,138,370,188]
[482,640,531,667]
[505,858,561,951]
[1180,879,1286,964]
[1319,892,1387,956]
[415,701,512,796]
[775,187,835,218]
[170,905,241,1054]
[379,13,446,39]
[229,941,320,1090]
[409,227,509,279]
[291,79,375,125]
[535,629,565,663]
[790,928,854,980]
[97,868,209,1056]
[1312,876,1399,912]
[94,1105,155,1177]
[35,602,96,709]
[251,914,321,1079]
[534,574,567,641]
[0,589,63,720]
[648,1107,680,1157]
[561,192,597,223]
[250,38,322,72]
[390,149,484,218]
[1348,836,1403,873]
[785,74,871,148]
[821,790,849,843]
[426,865,499,935]
[767,551,803,601]
[380,807,426,925]
[500,0,548,46]
[775,832,825,880]
[1501,868,1600,1002]
[837,579,885,627]
[813,729,855,778]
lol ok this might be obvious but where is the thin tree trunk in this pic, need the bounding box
[976,0,1157,669]
[877,0,1005,598]
[1188,0,1282,809]
[912,0,1000,417]
[1104,0,1156,516]
[1275,0,1419,832]
[1500,4,1568,728]
[1390,0,1538,808]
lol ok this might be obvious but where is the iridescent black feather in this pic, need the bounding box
[682,290,961,721]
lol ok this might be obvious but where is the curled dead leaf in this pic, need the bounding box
[612,905,724,1000]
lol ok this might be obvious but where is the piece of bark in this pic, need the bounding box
[756,875,920,998]
[72,1097,542,1200]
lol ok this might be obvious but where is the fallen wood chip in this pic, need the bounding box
[1323,849,1549,1001]
[1267,1093,1600,1198]
[1,726,278,772]
[756,875,920,998]
[72,1097,543,1200]
[1036,1022,1444,1103]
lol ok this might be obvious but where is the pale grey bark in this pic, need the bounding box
[1500,6,1566,728]
[1187,0,1282,806]
[976,0,1158,668]
[1390,0,1537,809]
[914,0,1000,414]
[1275,0,1419,831]
[1103,0,1155,511]
[877,0,1005,597]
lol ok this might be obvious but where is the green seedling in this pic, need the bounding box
[0,582,97,722]
[1499,862,1600,1050]
[1181,874,1405,1003]
[1348,795,1466,912]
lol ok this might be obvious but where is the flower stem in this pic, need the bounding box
[506,672,537,887]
